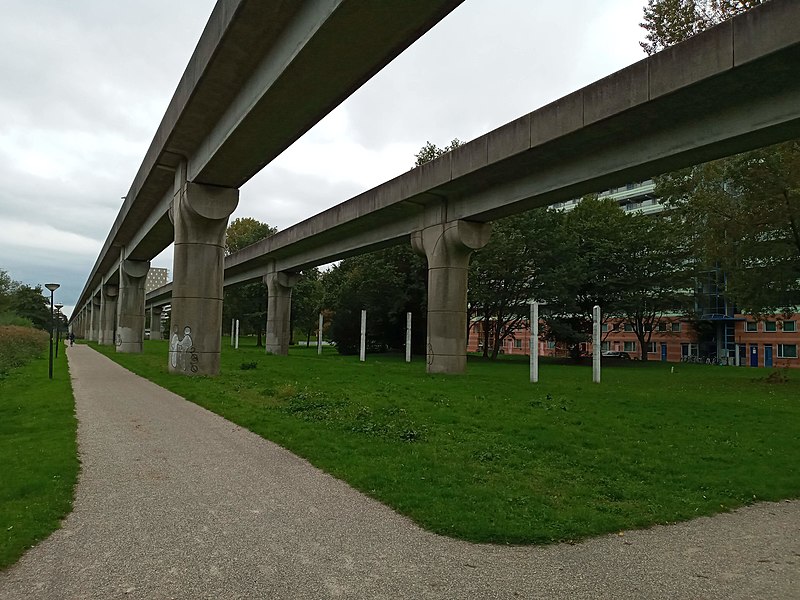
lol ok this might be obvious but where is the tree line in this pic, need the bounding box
[0,270,57,330]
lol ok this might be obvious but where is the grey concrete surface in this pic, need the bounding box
[1,344,798,599]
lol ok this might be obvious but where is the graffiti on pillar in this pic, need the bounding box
[116,333,122,347]
[170,325,199,372]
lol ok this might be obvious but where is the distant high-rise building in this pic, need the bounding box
[145,268,169,293]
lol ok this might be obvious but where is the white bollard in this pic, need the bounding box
[318,312,323,355]
[530,302,539,383]
[406,312,412,363]
[235,319,240,349]
[593,305,601,383]
[360,310,366,362]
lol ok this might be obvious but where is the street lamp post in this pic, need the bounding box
[55,303,63,358]
[45,283,60,379]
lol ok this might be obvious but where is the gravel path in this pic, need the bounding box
[1,344,798,599]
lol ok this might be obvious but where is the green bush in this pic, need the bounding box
[0,325,48,376]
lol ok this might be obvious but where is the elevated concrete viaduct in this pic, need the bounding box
[147,0,800,374]
[75,0,800,375]
[69,0,466,374]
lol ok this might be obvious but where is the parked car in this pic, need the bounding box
[602,350,631,360]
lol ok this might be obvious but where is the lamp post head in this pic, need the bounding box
[55,303,64,310]
[45,283,60,292]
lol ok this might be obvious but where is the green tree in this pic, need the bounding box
[538,197,631,359]
[468,209,563,359]
[414,139,463,166]
[0,270,13,319]
[10,284,50,330]
[641,0,797,314]
[223,218,278,346]
[291,268,325,346]
[657,141,800,313]
[613,212,695,360]
[323,246,427,355]
[225,217,277,253]
[640,0,765,55]
[534,197,692,360]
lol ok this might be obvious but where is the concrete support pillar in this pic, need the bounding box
[99,284,118,345]
[117,260,150,353]
[169,180,238,375]
[264,268,299,355]
[412,219,491,374]
[149,306,163,340]
[89,296,100,342]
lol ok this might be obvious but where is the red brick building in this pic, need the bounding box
[467,312,800,368]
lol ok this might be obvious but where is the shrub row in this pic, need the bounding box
[0,325,48,377]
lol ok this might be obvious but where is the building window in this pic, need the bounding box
[601,323,608,332]
[745,321,758,333]
[601,341,610,352]
[658,322,668,332]
[514,338,522,349]
[647,342,657,353]
[765,320,777,332]
[547,341,556,350]
[778,344,798,359]
[623,323,633,332]
[783,321,796,333]
[623,341,636,352]
[671,322,681,332]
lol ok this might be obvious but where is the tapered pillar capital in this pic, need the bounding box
[412,219,491,375]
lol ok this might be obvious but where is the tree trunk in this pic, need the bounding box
[490,320,503,360]
[482,315,491,358]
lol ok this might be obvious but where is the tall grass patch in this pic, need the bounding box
[0,326,48,377]
[93,341,800,544]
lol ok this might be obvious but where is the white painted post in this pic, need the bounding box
[235,319,240,349]
[530,302,539,383]
[593,305,601,383]
[406,311,412,363]
[317,312,323,355]
[360,310,366,362]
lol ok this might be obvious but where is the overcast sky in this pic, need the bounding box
[0,0,648,318]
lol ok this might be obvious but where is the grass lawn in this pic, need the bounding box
[93,339,799,544]
[0,344,78,569]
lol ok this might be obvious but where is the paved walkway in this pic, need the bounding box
[1,344,798,599]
